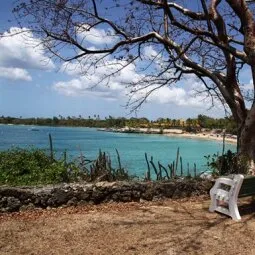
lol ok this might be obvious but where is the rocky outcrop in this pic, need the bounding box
[0,179,212,212]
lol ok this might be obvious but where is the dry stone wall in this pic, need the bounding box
[0,179,213,212]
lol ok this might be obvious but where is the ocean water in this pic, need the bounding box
[0,124,236,177]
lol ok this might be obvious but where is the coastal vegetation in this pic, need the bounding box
[0,144,245,186]
[0,147,80,186]
[0,147,132,186]
[13,0,255,168]
[0,129,211,186]
[0,114,237,134]
[0,145,201,186]
[205,150,249,177]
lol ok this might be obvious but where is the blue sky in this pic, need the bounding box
[0,1,252,120]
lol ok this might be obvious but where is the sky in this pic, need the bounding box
[0,1,252,120]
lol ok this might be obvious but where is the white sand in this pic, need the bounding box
[164,132,237,144]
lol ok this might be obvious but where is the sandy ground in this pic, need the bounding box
[1,197,255,255]
[164,132,237,144]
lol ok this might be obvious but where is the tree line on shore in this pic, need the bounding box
[0,114,237,134]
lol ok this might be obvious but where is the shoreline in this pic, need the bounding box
[99,127,237,145]
[1,124,237,145]
[164,132,237,145]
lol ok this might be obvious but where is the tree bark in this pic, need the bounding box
[239,105,255,168]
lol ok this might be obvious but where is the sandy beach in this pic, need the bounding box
[164,132,237,145]
[103,127,237,145]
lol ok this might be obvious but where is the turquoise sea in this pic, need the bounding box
[0,124,236,177]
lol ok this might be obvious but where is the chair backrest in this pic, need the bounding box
[239,176,255,197]
[228,174,244,200]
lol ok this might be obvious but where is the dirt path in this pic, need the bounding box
[1,197,255,255]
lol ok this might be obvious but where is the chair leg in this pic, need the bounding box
[209,195,217,212]
[229,201,241,221]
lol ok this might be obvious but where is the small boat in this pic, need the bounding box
[29,127,39,131]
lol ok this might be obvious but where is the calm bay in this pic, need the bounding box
[0,124,236,177]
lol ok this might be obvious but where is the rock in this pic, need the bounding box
[76,191,91,201]
[48,189,73,206]
[95,181,117,189]
[34,194,50,207]
[141,188,154,201]
[172,189,190,199]
[67,197,78,206]
[119,191,132,202]
[152,195,162,202]
[0,187,28,199]
[5,197,21,212]
[20,203,35,212]
[0,179,213,212]
[159,183,176,197]
[77,200,89,206]
[111,192,120,201]
[24,198,32,204]
[131,190,141,201]
[200,172,213,180]
[139,198,147,203]
[91,189,107,204]
[0,197,7,207]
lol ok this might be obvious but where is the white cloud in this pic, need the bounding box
[56,55,139,99]
[53,75,212,109]
[0,67,32,81]
[144,46,158,59]
[0,27,55,82]
[149,87,185,104]
[54,62,212,110]
[53,75,125,99]
[54,45,216,110]
[138,85,210,108]
[78,25,118,46]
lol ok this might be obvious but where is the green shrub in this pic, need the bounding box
[0,147,133,186]
[205,150,249,176]
[0,148,80,185]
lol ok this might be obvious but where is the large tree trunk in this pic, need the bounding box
[238,106,255,172]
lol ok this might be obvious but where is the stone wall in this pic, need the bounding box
[0,179,213,212]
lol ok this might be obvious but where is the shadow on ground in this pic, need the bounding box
[1,198,255,255]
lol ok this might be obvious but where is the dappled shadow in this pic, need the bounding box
[98,198,255,254]
[239,198,255,219]
[104,201,232,254]
[2,199,255,255]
